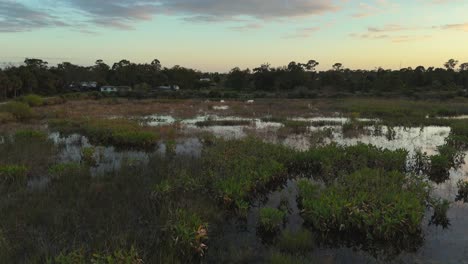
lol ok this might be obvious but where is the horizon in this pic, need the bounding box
[1,0,468,72]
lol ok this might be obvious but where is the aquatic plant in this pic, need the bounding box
[259,207,286,232]
[280,120,310,134]
[166,209,208,258]
[202,138,293,209]
[48,163,82,180]
[81,147,97,166]
[195,119,251,127]
[276,229,315,254]
[429,198,451,229]
[14,129,48,142]
[447,121,468,149]
[298,168,428,242]
[428,144,465,183]
[455,180,468,203]
[49,118,159,149]
[290,143,408,182]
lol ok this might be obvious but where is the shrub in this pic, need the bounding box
[298,168,428,242]
[19,94,44,107]
[277,229,314,254]
[259,207,286,232]
[0,102,33,120]
[0,165,28,187]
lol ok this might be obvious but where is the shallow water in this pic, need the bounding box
[50,115,468,263]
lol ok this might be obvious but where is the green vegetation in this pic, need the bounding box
[0,165,28,187]
[428,145,465,183]
[429,199,451,228]
[49,118,158,149]
[202,138,292,209]
[0,101,34,120]
[14,129,48,141]
[291,143,408,183]
[268,252,308,264]
[51,247,143,264]
[456,180,468,203]
[447,121,468,149]
[81,147,97,166]
[298,168,428,242]
[18,94,45,107]
[280,120,310,134]
[259,208,286,232]
[276,229,315,254]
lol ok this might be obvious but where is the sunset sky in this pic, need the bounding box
[1,0,468,72]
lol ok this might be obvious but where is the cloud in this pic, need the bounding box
[284,26,321,38]
[65,0,340,28]
[439,23,468,31]
[0,1,68,32]
[349,32,431,43]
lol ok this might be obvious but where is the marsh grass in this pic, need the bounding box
[0,102,34,120]
[276,229,315,254]
[0,165,28,188]
[202,137,293,209]
[195,119,252,127]
[49,118,159,149]
[290,143,408,183]
[259,207,286,233]
[429,199,451,228]
[455,180,468,203]
[298,168,428,243]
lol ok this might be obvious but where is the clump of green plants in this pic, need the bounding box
[0,102,34,120]
[49,118,159,149]
[342,118,367,138]
[18,94,44,107]
[276,229,315,254]
[81,147,97,166]
[0,165,28,187]
[202,138,293,209]
[48,163,83,180]
[290,143,408,183]
[298,168,428,242]
[447,121,468,149]
[428,144,465,183]
[258,207,286,233]
[456,180,468,203]
[309,128,333,147]
[165,209,209,259]
[429,198,451,228]
[280,120,310,134]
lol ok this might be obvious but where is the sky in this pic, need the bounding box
[1,0,468,72]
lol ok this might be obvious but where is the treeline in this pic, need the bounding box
[0,58,468,99]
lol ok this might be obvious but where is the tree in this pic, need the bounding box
[444,59,458,71]
[0,71,11,99]
[225,67,250,90]
[332,63,343,71]
[304,60,319,71]
[460,63,468,72]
